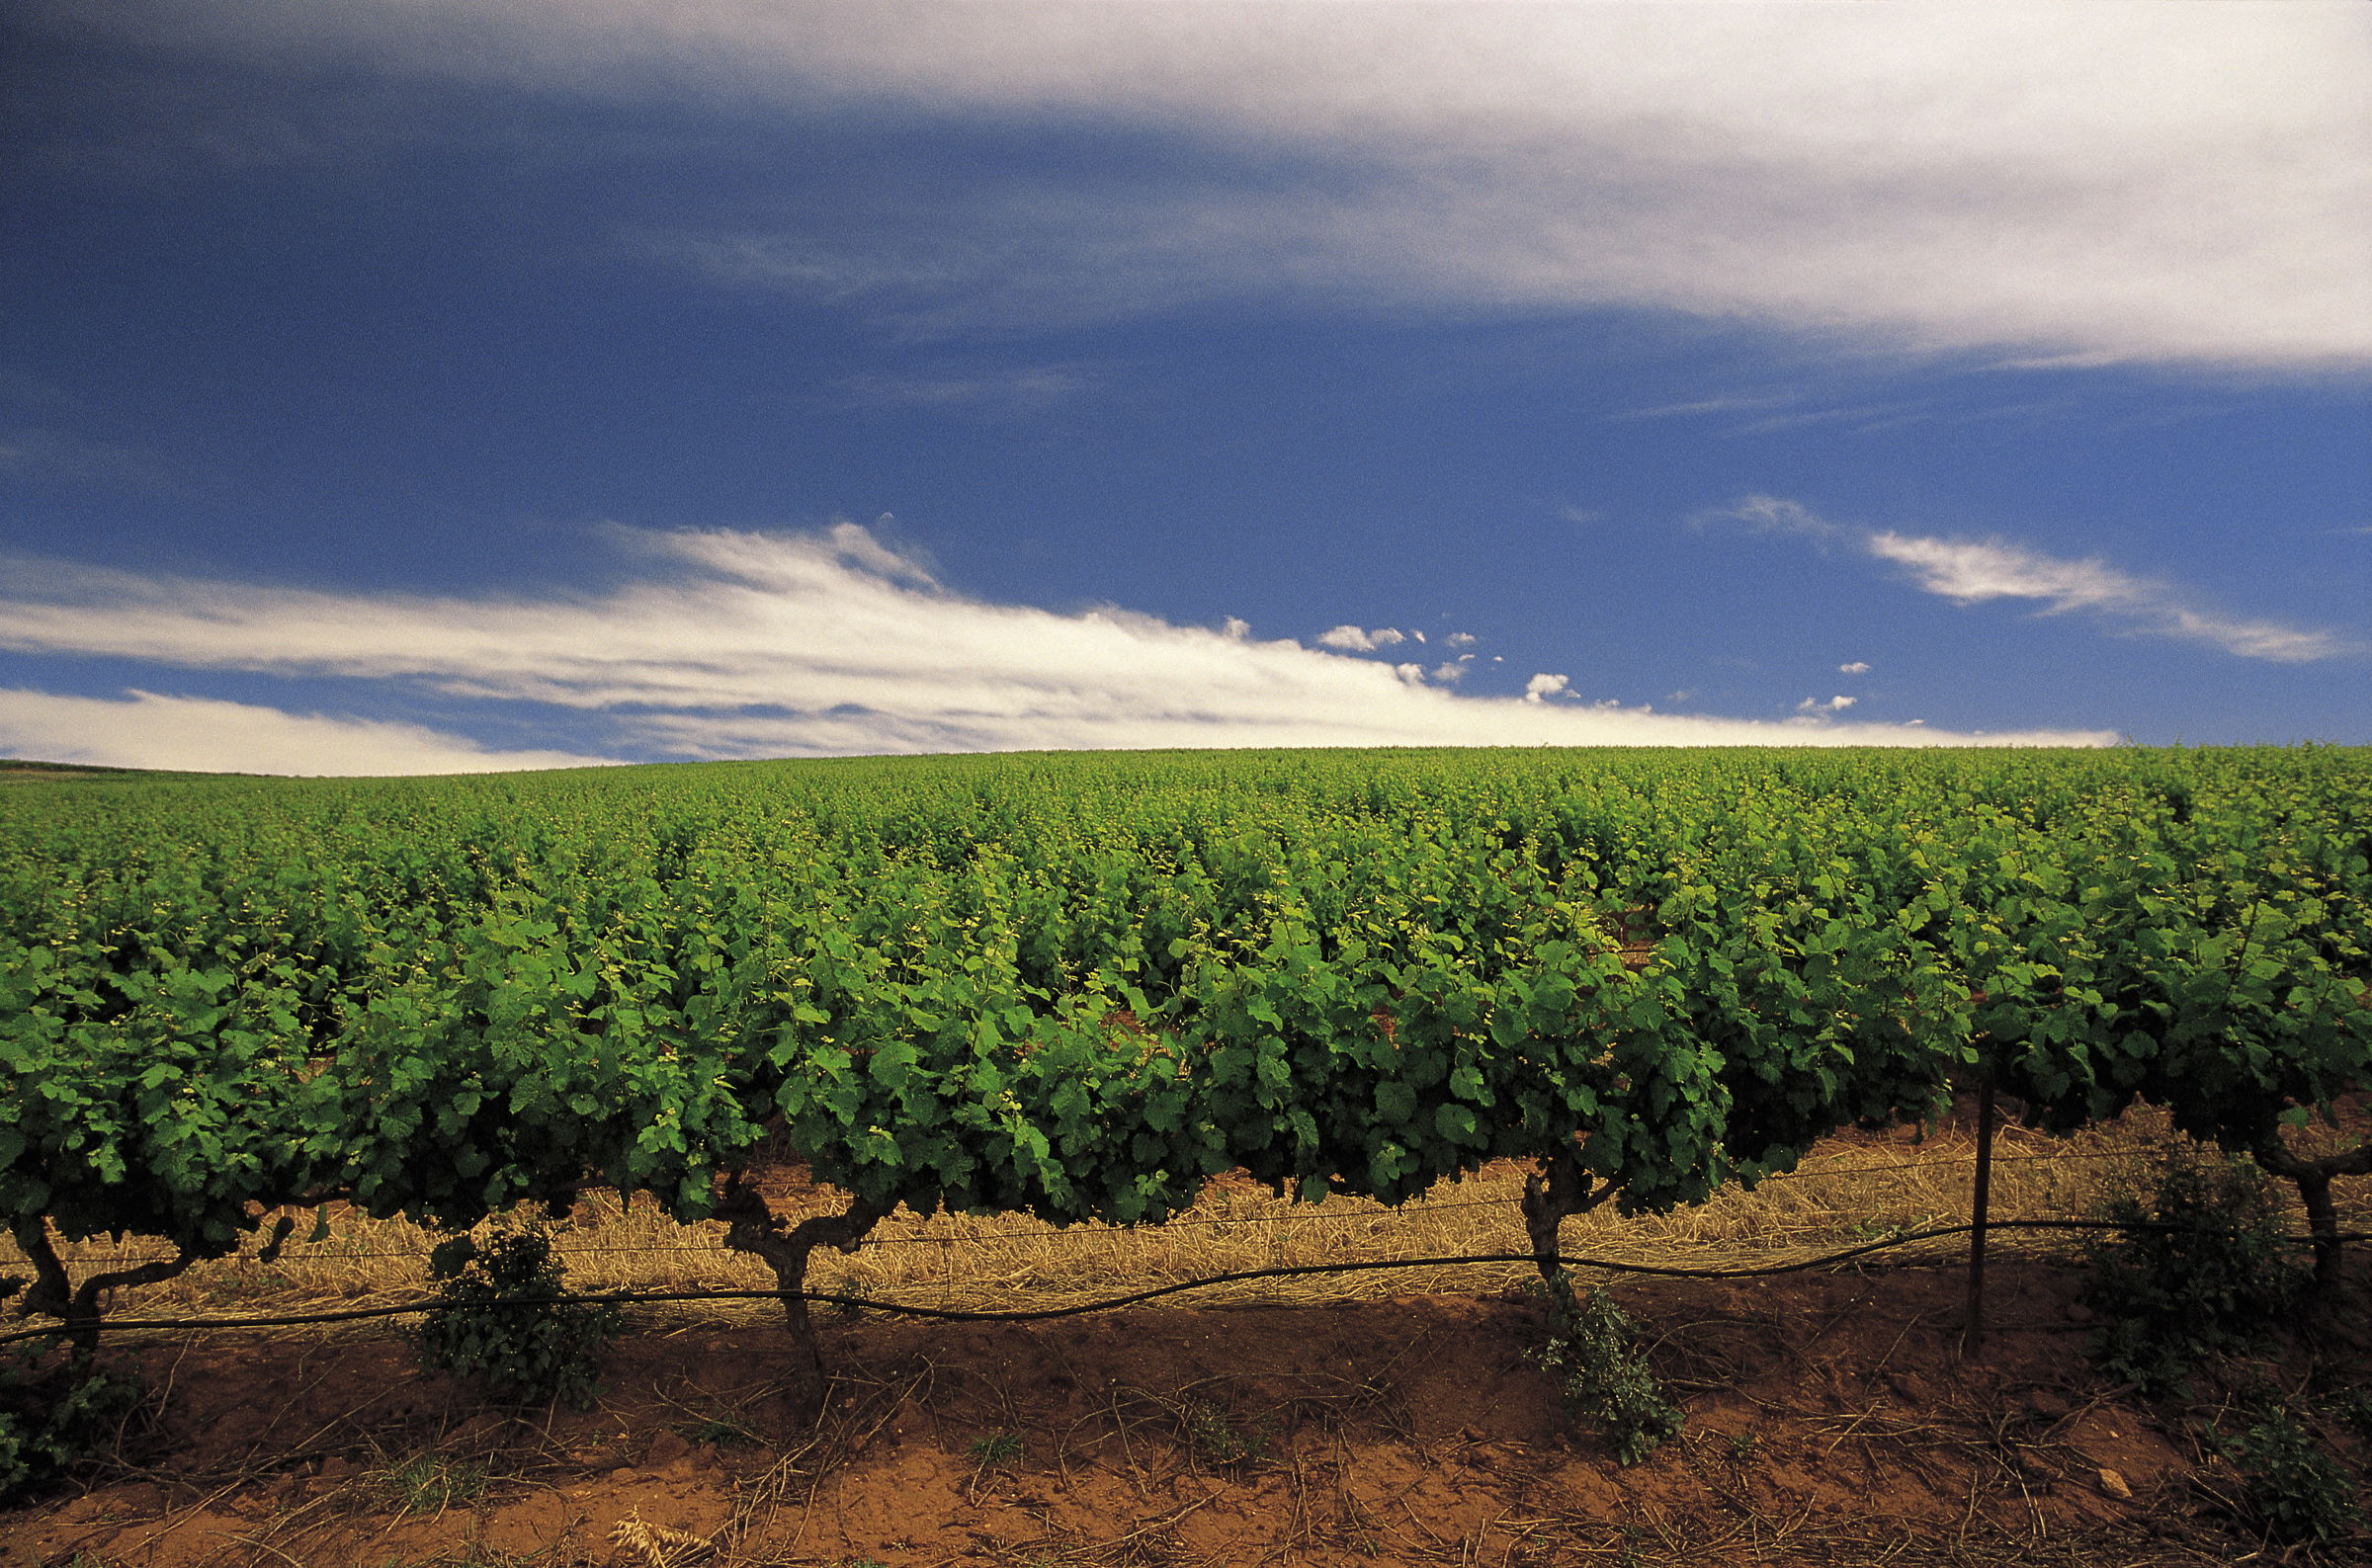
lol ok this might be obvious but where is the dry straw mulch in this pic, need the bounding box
[12,1103,2365,1329]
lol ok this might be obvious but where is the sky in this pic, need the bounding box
[1,1,2367,775]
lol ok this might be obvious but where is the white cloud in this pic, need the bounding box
[1700,495,1842,541]
[1864,532,2353,663]
[0,689,615,777]
[635,230,965,301]
[1316,624,1404,652]
[1444,631,1477,648]
[1629,391,2081,439]
[1703,496,2356,664]
[1429,660,1469,684]
[834,362,1096,414]
[1797,696,1858,714]
[0,526,2113,759]
[1732,404,1924,437]
[1838,661,1871,675]
[1616,394,1798,422]
[38,1,2367,371]
[1867,534,2134,612]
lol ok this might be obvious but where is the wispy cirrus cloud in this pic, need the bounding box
[0,525,2111,771]
[635,230,971,303]
[31,1,2369,372]
[1615,388,2089,438]
[1702,496,2358,664]
[1614,394,1798,422]
[834,362,1099,415]
[1703,495,1842,543]
[1863,533,2353,663]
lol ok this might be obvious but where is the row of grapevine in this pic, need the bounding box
[3,747,2367,1394]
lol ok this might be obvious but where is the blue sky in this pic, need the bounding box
[2,2,2366,773]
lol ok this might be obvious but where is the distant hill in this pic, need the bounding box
[0,758,238,782]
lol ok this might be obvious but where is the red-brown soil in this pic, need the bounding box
[8,1250,2368,1567]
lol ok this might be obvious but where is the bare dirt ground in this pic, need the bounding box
[9,1249,2368,1568]
[9,1106,2369,1567]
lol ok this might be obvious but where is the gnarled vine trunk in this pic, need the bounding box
[12,1220,206,1361]
[2255,1138,2371,1291]
[716,1176,892,1421]
[1519,1144,1612,1289]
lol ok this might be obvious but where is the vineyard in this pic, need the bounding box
[3,746,2370,1560]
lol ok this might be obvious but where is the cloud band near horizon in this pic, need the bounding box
[0,524,2115,775]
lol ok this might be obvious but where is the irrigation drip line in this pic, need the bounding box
[6,1218,2363,1350]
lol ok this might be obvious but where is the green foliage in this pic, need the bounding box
[1173,1396,1269,1468]
[0,746,2365,1375]
[2329,1384,2372,1446]
[376,1451,489,1515]
[966,1431,1023,1465]
[2206,1399,2363,1544]
[2079,1144,2309,1395]
[0,1345,145,1503]
[676,1414,761,1448]
[413,1222,621,1409]
[1528,1271,1683,1465]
